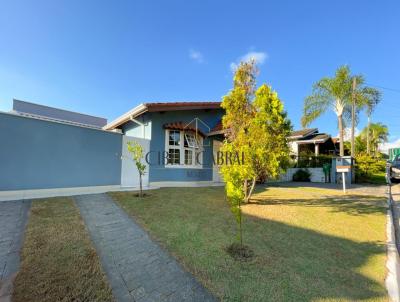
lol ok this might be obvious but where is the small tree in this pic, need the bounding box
[221,61,291,248]
[127,141,146,197]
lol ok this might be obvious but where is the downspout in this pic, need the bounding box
[130,116,145,138]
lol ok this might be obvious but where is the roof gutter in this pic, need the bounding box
[103,103,147,130]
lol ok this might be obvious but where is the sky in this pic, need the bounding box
[1,0,399,149]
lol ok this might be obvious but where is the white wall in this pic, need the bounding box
[121,135,150,188]
[289,141,298,155]
[281,168,326,183]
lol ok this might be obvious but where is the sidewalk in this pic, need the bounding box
[0,200,30,302]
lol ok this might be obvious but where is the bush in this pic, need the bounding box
[292,169,311,182]
[355,153,387,184]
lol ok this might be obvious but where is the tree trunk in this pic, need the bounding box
[245,177,257,203]
[238,199,243,247]
[139,174,143,197]
[338,114,345,156]
[243,179,248,202]
[350,77,356,158]
[351,103,355,157]
[367,115,371,155]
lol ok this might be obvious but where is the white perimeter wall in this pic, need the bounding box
[280,168,326,183]
[121,135,150,188]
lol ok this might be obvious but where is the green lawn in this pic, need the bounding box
[13,197,114,302]
[110,186,388,302]
[357,172,387,185]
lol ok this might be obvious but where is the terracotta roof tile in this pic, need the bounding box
[163,122,206,137]
[211,120,223,132]
[146,102,221,112]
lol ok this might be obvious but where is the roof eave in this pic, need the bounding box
[103,103,148,130]
[207,130,226,137]
[288,128,318,140]
[296,138,329,144]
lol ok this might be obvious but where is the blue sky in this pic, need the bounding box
[1,0,399,148]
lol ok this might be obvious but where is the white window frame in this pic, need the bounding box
[165,129,203,168]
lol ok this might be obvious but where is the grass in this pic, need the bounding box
[110,186,388,302]
[357,172,387,185]
[12,197,114,302]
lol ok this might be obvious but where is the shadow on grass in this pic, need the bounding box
[239,212,386,301]
[265,182,385,189]
[110,188,388,301]
[249,194,386,216]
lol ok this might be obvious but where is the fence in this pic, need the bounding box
[290,155,333,168]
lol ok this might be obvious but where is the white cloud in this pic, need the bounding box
[230,51,268,71]
[380,138,400,154]
[189,49,204,63]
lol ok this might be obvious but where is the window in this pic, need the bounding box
[167,130,180,165]
[184,133,199,148]
[165,129,203,167]
[184,149,193,165]
[168,148,180,165]
[169,130,180,146]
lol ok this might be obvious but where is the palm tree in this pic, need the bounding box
[363,91,381,155]
[302,65,353,156]
[360,122,388,156]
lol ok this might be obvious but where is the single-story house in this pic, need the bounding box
[104,101,225,187]
[0,99,342,200]
[288,128,339,157]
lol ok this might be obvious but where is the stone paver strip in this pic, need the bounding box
[0,200,30,302]
[75,193,215,302]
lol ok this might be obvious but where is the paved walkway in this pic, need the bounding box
[0,200,31,302]
[75,194,215,302]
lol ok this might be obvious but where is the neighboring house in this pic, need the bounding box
[104,102,225,186]
[12,99,107,129]
[288,128,339,157]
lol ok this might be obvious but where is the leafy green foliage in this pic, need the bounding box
[292,169,312,182]
[221,60,291,245]
[355,153,386,184]
[359,123,389,156]
[127,141,146,197]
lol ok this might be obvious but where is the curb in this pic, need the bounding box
[386,196,400,302]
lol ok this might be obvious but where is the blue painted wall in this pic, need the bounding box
[0,112,122,190]
[122,113,152,139]
[144,109,223,182]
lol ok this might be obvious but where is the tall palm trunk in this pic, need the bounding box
[351,97,355,157]
[367,115,371,155]
[338,114,345,156]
